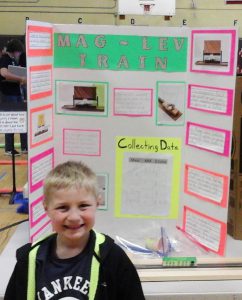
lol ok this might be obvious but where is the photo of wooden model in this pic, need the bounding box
[73,86,98,107]
[196,40,228,67]
[203,40,222,64]
[61,85,105,112]
[158,98,182,121]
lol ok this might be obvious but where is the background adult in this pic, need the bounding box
[0,39,27,155]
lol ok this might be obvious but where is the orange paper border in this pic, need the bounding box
[184,164,229,207]
[29,64,53,100]
[27,25,53,56]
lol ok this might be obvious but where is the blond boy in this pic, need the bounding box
[5,161,145,300]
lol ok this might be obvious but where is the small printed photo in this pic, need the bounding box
[56,80,108,117]
[156,82,185,126]
[190,30,236,74]
[196,40,228,67]
[237,38,242,75]
[97,173,108,210]
[34,113,49,137]
[30,104,53,148]
[158,98,182,121]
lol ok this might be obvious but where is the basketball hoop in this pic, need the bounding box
[144,4,151,13]
[139,0,155,15]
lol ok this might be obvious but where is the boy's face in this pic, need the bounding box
[44,186,99,244]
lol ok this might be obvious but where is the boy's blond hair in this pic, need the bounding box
[43,161,100,204]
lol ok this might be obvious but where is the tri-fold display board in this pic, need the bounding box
[26,20,239,258]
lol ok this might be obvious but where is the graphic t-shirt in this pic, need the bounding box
[36,232,95,300]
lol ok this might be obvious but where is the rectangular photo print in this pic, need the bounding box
[56,80,108,117]
[156,81,186,126]
[190,29,236,75]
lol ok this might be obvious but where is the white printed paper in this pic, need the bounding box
[0,112,27,133]
[121,152,173,216]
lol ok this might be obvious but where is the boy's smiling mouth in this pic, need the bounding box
[64,224,84,230]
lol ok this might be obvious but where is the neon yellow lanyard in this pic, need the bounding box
[27,231,105,300]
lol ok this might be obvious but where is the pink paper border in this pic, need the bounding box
[186,121,231,156]
[30,148,54,193]
[27,25,53,56]
[190,29,236,75]
[63,128,101,156]
[187,84,234,115]
[184,164,229,207]
[30,219,52,242]
[30,195,47,227]
[29,65,53,100]
[113,88,153,117]
[182,206,226,255]
[30,104,54,148]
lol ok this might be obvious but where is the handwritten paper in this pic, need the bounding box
[30,65,52,100]
[185,164,228,206]
[63,129,101,156]
[27,25,53,56]
[30,148,54,192]
[186,122,230,156]
[113,88,153,116]
[183,206,226,255]
[188,85,233,115]
[30,196,47,227]
[29,31,51,49]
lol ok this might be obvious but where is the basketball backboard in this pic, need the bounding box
[117,0,176,16]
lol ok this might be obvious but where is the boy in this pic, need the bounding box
[4,160,145,300]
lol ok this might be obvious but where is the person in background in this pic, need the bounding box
[0,48,4,103]
[4,160,145,300]
[0,38,27,156]
[18,51,26,68]
[18,51,27,101]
